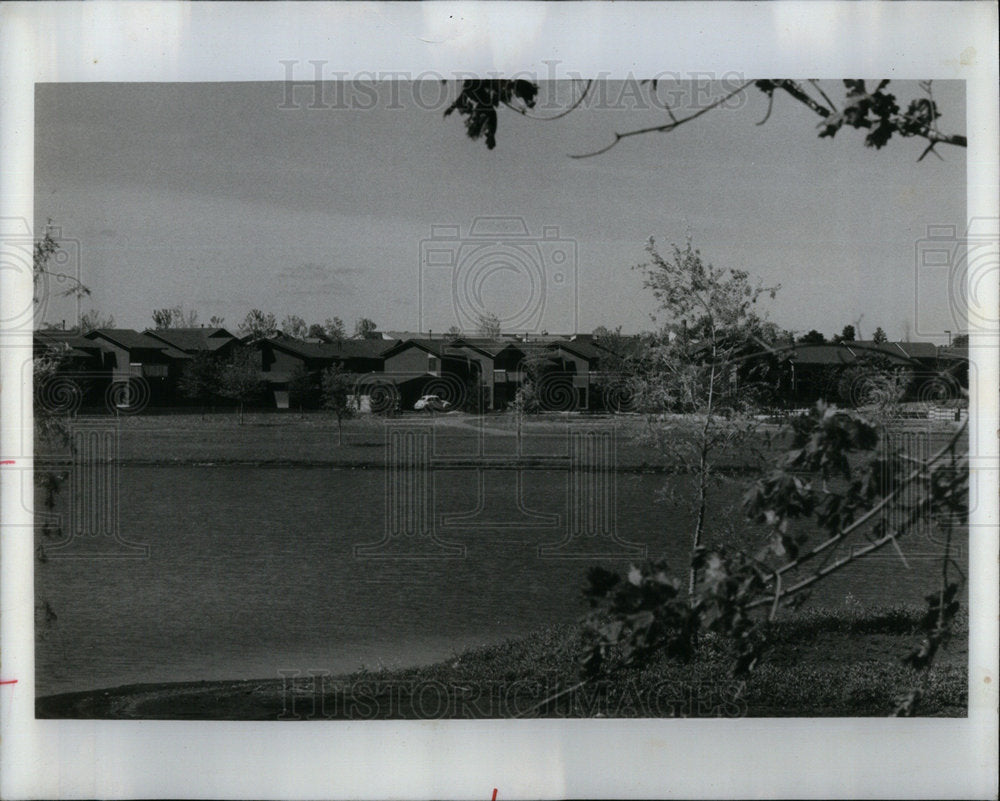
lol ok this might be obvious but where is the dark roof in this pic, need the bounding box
[86,328,172,350]
[34,330,100,350]
[383,338,470,359]
[548,339,604,361]
[779,341,933,366]
[937,346,969,361]
[324,339,399,359]
[85,329,190,360]
[143,327,237,353]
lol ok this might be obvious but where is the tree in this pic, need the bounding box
[177,352,219,417]
[287,363,318,413]
[475,311,502,339]
[798,329,827,345]
[324,317,346,343]
[632,238,779,595]
[209,315,226,327]
[216,347,265,423]
[77,309,115,333]
[280,314,308,340]
[152,304,198,329]
[444,79,965,160]
[872,326,889,344]
[321,362,356,445]
[354,317,378,339]
[834,324,856,344]
[951,333,968,347]
[307,323,328,340]
[32,218,90,317]
[447,325,463,338]
[238,309,278,341]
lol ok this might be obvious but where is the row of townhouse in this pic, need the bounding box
[33,325,968,415]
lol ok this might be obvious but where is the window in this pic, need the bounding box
[428,355,439,374]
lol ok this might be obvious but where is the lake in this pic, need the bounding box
[35,464,964,696]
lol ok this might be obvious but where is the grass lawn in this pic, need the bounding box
[36,605,967,719]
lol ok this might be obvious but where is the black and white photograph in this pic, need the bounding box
[2,2,997,798]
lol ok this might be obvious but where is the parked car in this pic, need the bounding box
[414,394,451,412]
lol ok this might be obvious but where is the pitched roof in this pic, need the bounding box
[34,330,100,350]
[548,339,604,361]
[259,336,398,361]
[143,327,237,353]
[86,328,172,350]
[780,341,933,366]
[85,329,190,359]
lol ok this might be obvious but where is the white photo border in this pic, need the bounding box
[1,2,997,798]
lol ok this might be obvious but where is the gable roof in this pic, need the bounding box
[257,336,399,362]
[778,341,932,367]
[143,327,237,353]
[85,329,190,359]
[548,339,604,361]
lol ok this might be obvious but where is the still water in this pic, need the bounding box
[35,466,961,695]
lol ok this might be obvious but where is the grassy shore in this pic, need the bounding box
[36,605,967,719]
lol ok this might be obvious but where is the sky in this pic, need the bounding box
[34,79,966,341]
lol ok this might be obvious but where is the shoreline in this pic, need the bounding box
[36,607,969,720]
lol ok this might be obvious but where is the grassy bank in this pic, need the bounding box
[36,605,967,719]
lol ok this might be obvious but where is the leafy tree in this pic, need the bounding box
[324,317,347,343]
[872,326,889,344]
[152,304,198,329]
[447,325,463,337]
[238,309,278,341]
[307,323,327,340]
[950,333,968,347]
[177,352,219,417]
[216,346,265,423]
[632,238,779,595]
[209,315,225,327]
[321,362,356,445]
[475,311,502,339]
[287,363,318,413]
[354,317,378,339]
[579,402,968,708]
[77,309,114,333]
[32,219,90,319]
[280,314,308,340]
[798,329,827,345]
[834,324,856,344]
[444,79,965,160]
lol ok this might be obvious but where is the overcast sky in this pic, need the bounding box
[34,79,965,341]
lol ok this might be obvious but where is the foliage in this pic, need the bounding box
[216,347,265,423]
[324,317,347,343]
[834,324,856,343]
[239,309,278,340]
[872,326,889,344]
[581,401,968,717]
[152,304,198,329]
[628,238,779,592]
[321,362,356,444]
[354,317,378,339]
[77,308,115,333]
[444,79,964,159]
[475,311,502,339]
[443,79,539,150]
[32,219,90,313]
[798,329,826,345]
[950,333,968,347]
[177,352,219,409]
[287,363,318,411]
[209,315,225,327]
[281,314,308,340]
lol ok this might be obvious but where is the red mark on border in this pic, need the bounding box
[0,460,15,465]
[0,679,18,685]
[492,790,497,801]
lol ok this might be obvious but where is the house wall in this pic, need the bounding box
[384,347,438,378]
